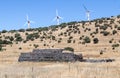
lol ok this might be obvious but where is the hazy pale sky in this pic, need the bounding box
[0,0,120,30]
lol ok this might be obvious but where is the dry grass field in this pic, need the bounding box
[0,61,120,78]
[0,16,120,78]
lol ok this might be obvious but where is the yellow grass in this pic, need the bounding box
[0,61,120,78]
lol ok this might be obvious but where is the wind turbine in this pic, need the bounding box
[83,5,90,21]
[53,10,63,25]
[24,14,34,29]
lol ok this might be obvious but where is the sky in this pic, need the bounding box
[0,0,120,31]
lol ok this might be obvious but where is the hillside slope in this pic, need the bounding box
[1,15,120,62]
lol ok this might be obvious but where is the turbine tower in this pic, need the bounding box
[24,14,34,29]
[53,10,63,25]
[26,15,30,29]
[83,5,90,21]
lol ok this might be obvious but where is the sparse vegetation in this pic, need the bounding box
[112,30,117,35]
[100,31,110,36]
[83,36,91,43]
[67,39,72,43]
[33,44,39,48]
[112,43,119,48]
[93,38,99,44]
[19,47,22,50]
[64,47,74,52]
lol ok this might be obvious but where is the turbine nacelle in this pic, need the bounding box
[24,14,34,29]
[53,10,63,25]
[83,4,90,21]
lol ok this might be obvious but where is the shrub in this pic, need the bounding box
[109,40,112,43]
[67,39,72,43]
[9,36,14,41]
[79,37,82,40]
[84,36,91,43]
[100,51,103,55]
[112,43,119,48]
[23,40,27,43]
[59,23,67,29]
[19,47,22,50]
[117,26,120,30]
[100,26,108,30]
[51,36,56,40]
[64,47,74,52]
[15,33,20,38]
[26,28,34,31]
[25,33,28,35]
[117,15,120,18]
[100,31,110,36]
[60,32,63,36]
[78,31,80,34]
[15,36,23,42]
[0,45,2,51]
[18,29,25,32]
[58,40,61,43]
[69,36,73,39]
[73,40,75,43]
[74,30,77,34]
[9,30,17,33]
[1,30,7,33]
[98,19,103,24]
[112,30,117,35]
[0,40,12,44]
[33,44,39,48]
[26,34,34,41]
[93,38,99,44]
[114,25,118,29]
[43,44,46,46]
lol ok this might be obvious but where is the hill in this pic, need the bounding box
[0,15,120,78]
[0,15,120,62]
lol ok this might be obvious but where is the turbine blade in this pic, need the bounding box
[52,17,57,22]
[59,16,63,19]
[26,14,29,21]
[24,22,27,26]
[83,4,88,11]
[56,9,58,16]
[30,21,35,23]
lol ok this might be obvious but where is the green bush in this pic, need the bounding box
[69,36,73,39]
[58,40,61,43]
[0,40,12,44]
[79,37,82,40]
[64,47,74,52]
[33,44,39,48]
[15,36,23,42]
[93,38,99,44]
[19,47,22,50]
[9,36,14,41]
[84,36,91,43]
[117,26,120,30]
[67,39,72,43]
[112,30,117,35]
[15,33,20,38]
[112,43,119,48]
[0,45,2,51]
[23,40,27,43]
[18,29,25,32]
[1,30,7,33]
[73,40,75,43]
[26,33,39,41]
[51,35,56,40]
[109,40,112,43]
[100,26,108,30]
[100,31,110,36]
